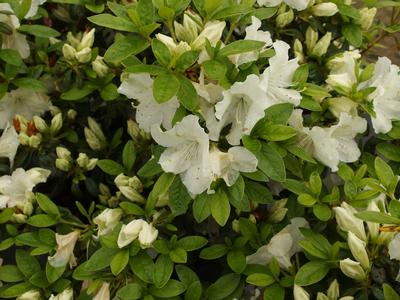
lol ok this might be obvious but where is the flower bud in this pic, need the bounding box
[56,147,71,159]
[127,119,141,143]
[92,56,109,77]
[347,231,369,269]
[18,132,29,145]
[269,199,288,223]
[62,44,76,61]
[114,174,130,188]
[49,105,61,117]
[67,32,80,49]
[17,290,41,300]
[294,39,304,63]
[358,7,376,30]
[67,109,77,120]
[56,158,72,172]
[327,97,358,118]
[294,285,310,300]
[49,288,73,300]
[28,134,42,149]
[23,201,33,216]
[232,219,240,233]
[33,116,48,133]
[117,219,145,248]
[128,176,143,191]
[99,183,111,197]
[249,214,257,224]
[93,282,109,300]
[138,222,158,249]
[326,74,354,94]
[79,28,95,50]
[119,186,146,203]
[76,47,92,64]
[50,113,63,134]
[88,117,107,145]
[311,32,332,57]
[366,200,380,242]
[84,128,103,151]
[12,213,27,223]
[276,9,294,28]
[191,20,225,49]
[306,26,318,53]
[316,293,329,300]
[327,279,340,300]
[93,208,123,236]
[333,202,366,241]
[339,258,366,280]
[311,3,338,16]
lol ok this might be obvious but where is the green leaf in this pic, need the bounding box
[100,83,119,101]
[86,247,119,271]
[0,208,14,223]
[245,180,273,204]
[60,85,95,101]
[377,143,400,162]
[169,176,192,216]
[137,157,162,177]
[206,273,241,299]
[97,159,124,175]
[16,250,41,278]
[263,284,285,300]
[0,265,24,282]
[210,189,231,226]
[227,250,246,274]
[153,74,180,103]
[27,214,58,227]
[120,202,145,215]
[202,60,227,80]
[342,23,363,47]
[105,35,149,63]
[46,263,65,284]
[294,261,330,286]
[175,50,199,71]
[176,76,199,111]
[153,255,174,288]
[152,39,171,67]
[337,4,361,19]
[177,236,207,251]
[226,175,249,211]
[355,211,400,224]
[200,244,229,260]
[0,282,34,298]
[0,49,22,66]
[246,273,275,286]
[211,4,254,19]
[13,78,47,92]
[150,279,186,298]
[36,193,60,217]
[257,124,297,141]
[137,0,154,24]
[185,281,202,300]
[18,25,60,38]
[292,63,309,84]
[375,156,394,188]
[169,247,187,263]
[88,14,137,32]
[218,40,265,56]
[125,64,166,75]
[297,193,317,206]
[313,204,332,221]
[146,172,175,212]
[117,283,143,300]
[122,140,136,171]
[111,250,129,275]
[256,143,286,182]
[193,193,211,223]
[383,283,400,300]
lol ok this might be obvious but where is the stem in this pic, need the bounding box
[224,19,237,44]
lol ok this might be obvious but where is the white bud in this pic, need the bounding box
[114,174,130,188]
[117,219,145,248]
[294,39,304,63]
[358,7,376,30]
[62,44,76,61]
[306,26,318,53]
[33,116,48,132]
[23,201,33,216]
[311,32,332,57]
[294,285,310,300]
[67,32,80,49]
[339,258,367,280]
[17,290,41,300]
[67,109,77,120]
[56,147,71,159]
[333,202,366,241]
[138,222,158,249]
[93,208,123,236]
[56,158,72,172]
[79,28,95,50]
[76,47,92,64]
[311,3,338,16]
[316,293,329,300]
[88,117,107,145]
[276,9,294,28]
[347,231,369,269]
[119,186,146,203]
[327,279,340,300]
[28,134,42,149]
[191,20,225,49]
[366,200,380,241]
[92,56,109,77]
[18,132,30,146]
[12,213,27,223]
[50,113,63,134]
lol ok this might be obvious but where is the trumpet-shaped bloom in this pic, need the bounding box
[118,74,179,132]
[0,4,30,58]
[0,124,19,167]
[93,208,123,236]
[215,74,272,145]
[0,168,50,209]
[289,110,366,172]
[151,115,212,195]
[138,221,158,248]
[261,41,302,107]
[209,146,258,186]
[333,202,366,241]
[339,258,366,280]
[258,0,309,12]
[0,89,50,130]
[117,219,146,248]
[366,57,400,134]
[48,231,80,268]
[246,217,309,269]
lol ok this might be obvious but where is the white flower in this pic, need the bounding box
[289,110,366,172]
[49,288,73,300]
[0,89,50,130]
[93,282,110,300]
[294,285,310,300]
[138,221,158,248]
[17,290,41,300]
[0,124,19,167]
[48,231,80,268]
[311,3,338,16]
[246,217,309,269]
[118,73,179,133]
[333,202,366,241]
[93,208,123,236]
[260,41,302,107]
[23,0,47,19]
[326,51,361,94]
[191,21,226,50]
[117,219,145,248]
[231,17,272,66]
[347,231,369,269]
[0,167,50,209]
[339,258,367,280]
[0,4,30,58]
[257,0,309,11]
[209,146,258,186]
[389,234,400,260]
[215,74,272,145]
[365,57,400,134]
[151,115,212,195]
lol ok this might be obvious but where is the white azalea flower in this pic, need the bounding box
[118,74,179,132]
[326,51,361,94]
[339,258,367,280]
[209,146,258,186]
[93,282,110,300]
[138,221,158,248]
[257,0,309,11]
[48,231,80,268]
[23,0,47,18]
[260,40,302,106]
[0,4,30,58]
[49,288,73,300]
[0,89,50,130]
[215,74,272,145]
[231,16,272,66]
[365,57,400,134]
[0,124,19,167]
[0,167,50,209]
[93,208,123,236]
[246,217,309,269]
[289,110,366,172]
[117,219,145,248]
[333,202,366,241]
[151,115,212,195]
[389,234,400,260]
[294,285,310,300]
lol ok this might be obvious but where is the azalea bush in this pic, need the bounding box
[1,0,400,299]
